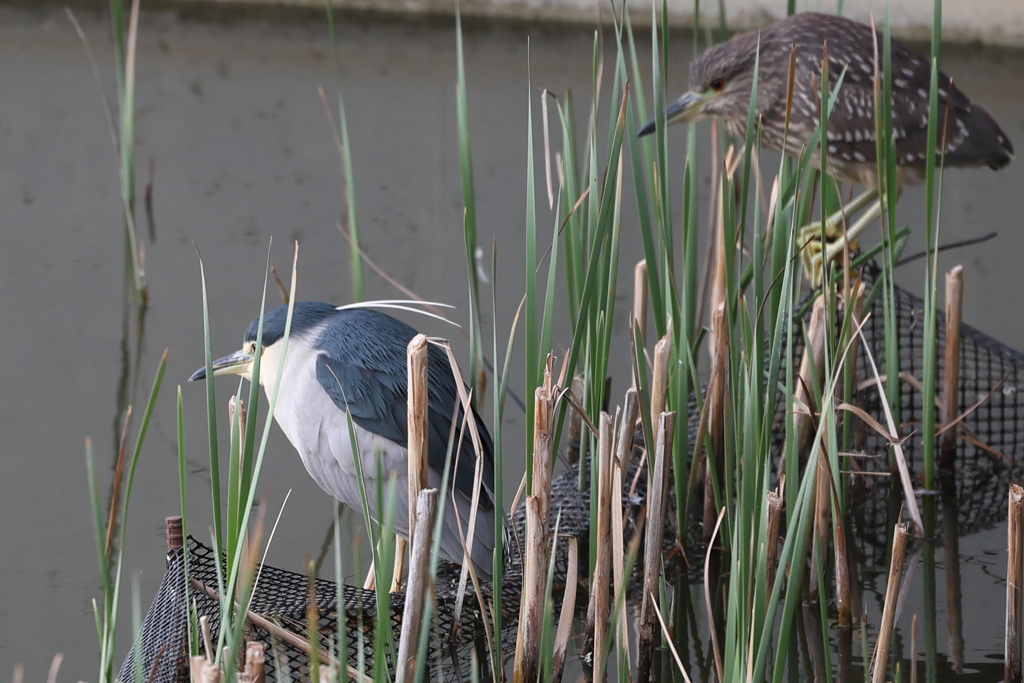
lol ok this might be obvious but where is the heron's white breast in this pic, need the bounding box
[257,333,411,527]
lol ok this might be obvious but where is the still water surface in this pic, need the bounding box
[1,4,1022,680]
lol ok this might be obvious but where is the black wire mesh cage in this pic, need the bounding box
[119,266,1024,683]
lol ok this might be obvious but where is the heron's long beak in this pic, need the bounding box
[637,90,706,137]
[188,349,253,382]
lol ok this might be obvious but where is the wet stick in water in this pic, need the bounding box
[941,473,966,672]
[941,266,964,469]
[872,521,910,683]
[1006,485,1024,683]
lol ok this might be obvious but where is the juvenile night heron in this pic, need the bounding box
[639,12,1014,283]
[189,302,496,576]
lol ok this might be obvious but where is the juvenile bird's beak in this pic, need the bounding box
[638,90,707,137]
[188,349,254,382]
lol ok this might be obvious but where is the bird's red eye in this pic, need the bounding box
[710,79,725,91]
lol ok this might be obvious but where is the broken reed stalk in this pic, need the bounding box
[582,411,615,683]
[872,521,910,683]
[637,411,677,683]
[512,376,554,683]
[766,489,783,603]
[941,266,964,467]
[190,616,221,683]
[651,336,671,437]
[396,488,438,683]
[633,259,648,353]
[394,334,430,589]
[237,642,265,683]
[1006,485,1024,683]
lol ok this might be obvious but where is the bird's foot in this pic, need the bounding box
[799,221,860,286]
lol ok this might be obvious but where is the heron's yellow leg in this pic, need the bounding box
[802,194,886,285]
[799,188,882,285]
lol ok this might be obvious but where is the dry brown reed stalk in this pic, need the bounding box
[610,392,638,667]
[941,266,964,467]
[705,508,726,683]
[705,306,728,543]
[396,488,438,683]
[568,374,585,467]
[810,450,830,603]
[766,488,784,602]
[637,411,677,683]
[844,279,867,450]
[237,642,265,683]
[1006,485,1024,683]
[852,322,924,535]
[582,411,615,683]
[106,405,133,561]
[833,493,852,627]
[871,521,910,683]
[795,294,828,459]
[190,617,221,683]
[513,372,555,683]
[633,260,648,354]
[551,536,579,682]
[394,334,430,591]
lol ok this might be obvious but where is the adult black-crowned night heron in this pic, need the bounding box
[639,12,1014,283]
[189,302,496,576]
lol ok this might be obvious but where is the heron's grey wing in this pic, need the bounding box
[423,343,496,511]
[315,353,408,447]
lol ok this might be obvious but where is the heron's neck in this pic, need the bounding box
[255,341,287,391]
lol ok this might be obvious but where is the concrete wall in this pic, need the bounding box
[180,0,1024,47]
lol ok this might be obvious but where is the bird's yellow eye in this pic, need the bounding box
[710,79,725,92]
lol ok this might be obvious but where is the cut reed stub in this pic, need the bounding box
[396,488,438,683]
[941,266,964,468]
[1005,485,1024,683]
[872,521,910,683]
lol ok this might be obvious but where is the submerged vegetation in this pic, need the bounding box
[80,0,1023,682]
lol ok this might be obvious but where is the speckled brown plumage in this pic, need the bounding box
[670,12,1014,188]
